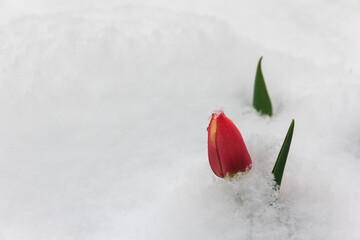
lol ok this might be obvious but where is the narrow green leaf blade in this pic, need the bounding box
[253,57,273,116]
[272,120,295,188]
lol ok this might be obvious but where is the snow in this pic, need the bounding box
[0,0,360,239]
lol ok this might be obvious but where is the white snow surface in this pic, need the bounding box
[1,0,360,239]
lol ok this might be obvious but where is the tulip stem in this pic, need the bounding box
[272,120,295,189]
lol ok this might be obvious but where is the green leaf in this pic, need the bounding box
[253,57,273,116]
[272,120,295,188]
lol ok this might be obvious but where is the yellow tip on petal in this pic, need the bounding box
[210,118,217,149]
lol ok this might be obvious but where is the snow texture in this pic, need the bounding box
[0,0,360,239]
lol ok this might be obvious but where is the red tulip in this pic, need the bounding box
[207,111,252,178]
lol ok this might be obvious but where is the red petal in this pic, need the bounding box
[215,113,252,175]
[207,114,224,177]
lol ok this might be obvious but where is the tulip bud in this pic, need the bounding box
[207,111,252,178]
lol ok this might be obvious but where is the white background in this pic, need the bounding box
[1,0,360,239]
